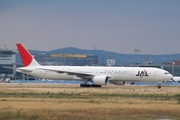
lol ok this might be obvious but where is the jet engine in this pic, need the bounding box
[92,75,109,85]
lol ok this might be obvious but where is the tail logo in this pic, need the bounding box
[136,70,149,78]
[16,43,40,67]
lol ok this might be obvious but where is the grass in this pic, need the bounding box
[0,91,179,102]
[0,110,41,120]
[0,84,180,120]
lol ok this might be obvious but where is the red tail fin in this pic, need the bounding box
[17,44,32,67]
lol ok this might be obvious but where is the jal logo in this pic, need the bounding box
[136,70,149,78]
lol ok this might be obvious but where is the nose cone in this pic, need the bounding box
[166,74,173,81]
[169,74,173,80]
[163,70,173,81]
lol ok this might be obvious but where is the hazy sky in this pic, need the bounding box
[0,0,180,54]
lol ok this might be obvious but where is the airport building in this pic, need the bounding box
[0,48,17,81]
[162,59,180,76]
[34,53,98,66]
[131,59,180,76]
[0,45,36,80]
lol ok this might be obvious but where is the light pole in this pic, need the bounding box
[134,49,137,64]
[172,61,175,76]
[134,49,140,65]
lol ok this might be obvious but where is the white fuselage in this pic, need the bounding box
[16,66,173,83]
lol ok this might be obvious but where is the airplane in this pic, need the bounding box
[168,76,180,83]
[173,77,180,83]
[16,43,174,88]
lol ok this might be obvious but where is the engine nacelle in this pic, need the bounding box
[92,75,108,85]
[110,81,125,85]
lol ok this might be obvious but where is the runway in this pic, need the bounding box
[7,79,180,86]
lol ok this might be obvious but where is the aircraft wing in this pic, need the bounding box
[39,68,94,79]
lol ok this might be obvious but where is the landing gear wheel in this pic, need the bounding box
[80,84,91,87]
[157,82,162,89]
[90,84,101,87]
[157,85,161,89]
[80,84,101,87]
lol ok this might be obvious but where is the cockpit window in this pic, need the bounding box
[164,72,170,74]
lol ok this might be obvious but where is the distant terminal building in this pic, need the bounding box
[174,59,180,65]
[131,59,180,76]
[0,47,17,81]
[34,53,98,66]
[162,59,180,77]
[107,59,115,66]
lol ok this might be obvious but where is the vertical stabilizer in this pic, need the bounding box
[16,43,40,67]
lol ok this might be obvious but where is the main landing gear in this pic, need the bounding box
[157,82,162,89]
[80,84,101,87]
